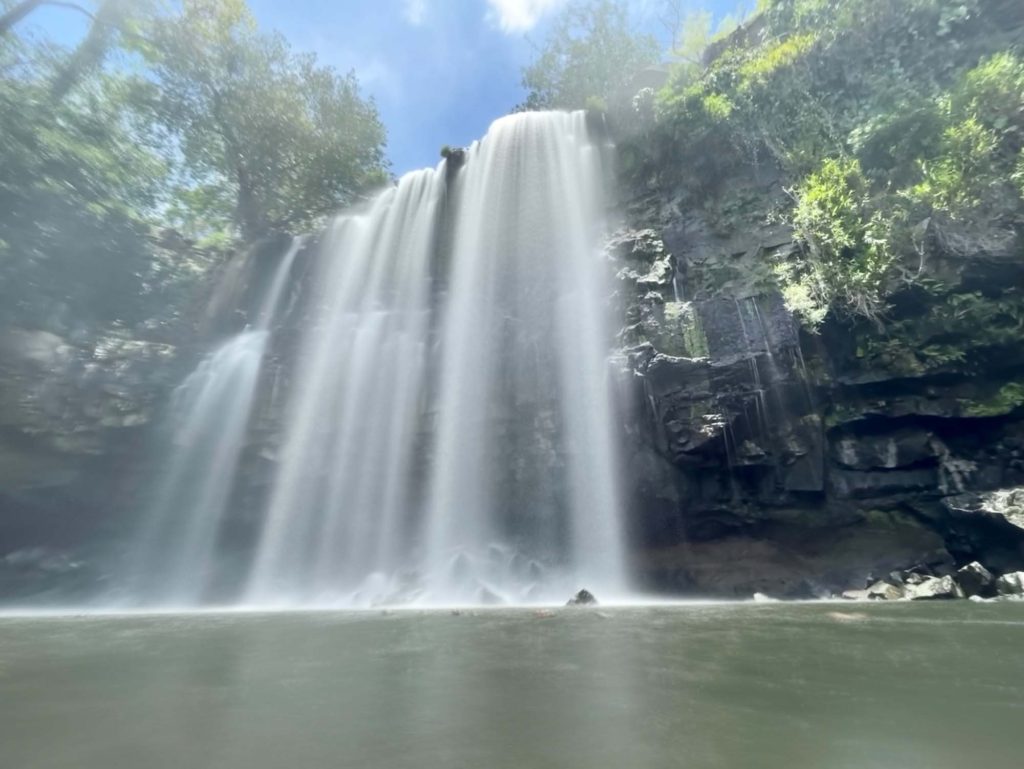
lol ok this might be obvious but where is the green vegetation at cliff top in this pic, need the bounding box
[639,0,1024,328]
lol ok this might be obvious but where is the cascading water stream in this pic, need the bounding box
[133,111,628,608]
[246,169,442,603]
[129,240,301,604]
[420,112,625,603]
[246,111,626,606]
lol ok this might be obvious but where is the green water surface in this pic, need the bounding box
[1,603,1021,768]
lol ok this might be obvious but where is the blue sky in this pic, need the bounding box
[247,0,742,174]
[27,0,741,176]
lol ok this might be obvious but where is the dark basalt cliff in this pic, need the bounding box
[609,154,1024,599]
[603,0,1024,598]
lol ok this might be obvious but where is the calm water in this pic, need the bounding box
[1,603,1022,768]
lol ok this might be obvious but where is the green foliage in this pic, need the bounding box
[656,25,832,179]
[906,117,1002,216]
[964,383,1024,418]
[662,9,742,89]
[783,158,897,324]
[0,35,167,326]
[519,0,659,111]
[647,0,1024,327]
[792,158,869,258]
[0,0,392,334]
[671,10,712,65]
[661,301,709,358]
[147,0,388,241]
[584,94,608,113]
[899,53,1024,219]
[656,0,1003,178]
[700,91,734,120]
[853,289,1024,376]
[952,52,1024,142]
[848,94,945,184]
[164,182,237,246]
[734,33,815,92]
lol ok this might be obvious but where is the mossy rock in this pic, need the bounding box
[961,383,1024,417]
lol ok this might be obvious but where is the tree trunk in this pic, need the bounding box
[0,0,96,37]
[0,0,48,35]
[235,162,265,242]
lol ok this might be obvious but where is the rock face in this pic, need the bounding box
[611,166,1024,599]
[0,327,180,601]
[0,232,237,603]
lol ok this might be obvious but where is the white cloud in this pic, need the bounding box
[486,0,566,33]
[404,0,427,25]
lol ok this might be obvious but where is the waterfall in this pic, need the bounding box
[137,111,627,608]
[246,169,441,603]
[129,240,300,604]
[418,112,625,604]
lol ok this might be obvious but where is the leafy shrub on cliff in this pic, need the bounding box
[734,33,816,93]
[905,53,1024,220]
[953,52,1024,143]
[784,158,898,324]
[656,28,829,178]
[852,289,1024,377]
[848,95,946,185]
[906,117,1003,217]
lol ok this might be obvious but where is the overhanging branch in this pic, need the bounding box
[0,0,96,37]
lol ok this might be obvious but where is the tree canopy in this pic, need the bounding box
[519,0,660,112]
[0,0,389,330]
[147,0,388,242]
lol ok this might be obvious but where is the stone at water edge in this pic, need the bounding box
[841,588,871,601]
[905,575,965,600]
[955,562,995,598]
[995,572,1024,597]
[866,580,905,600]
[566,589,598,606]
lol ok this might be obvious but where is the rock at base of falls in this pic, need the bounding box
[955,561,996,598]
[996,571,1024,597]
[905,575,965,601]
[566,589,598,606]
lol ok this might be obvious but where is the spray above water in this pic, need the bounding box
[137,111,627,607]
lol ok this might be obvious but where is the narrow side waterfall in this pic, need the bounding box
[130,241,300,604]
[134,111,627,607]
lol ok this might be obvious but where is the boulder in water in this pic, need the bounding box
[996,571,1024,597]
[905,575,964,600]
[567,589,598,606]
[866,580,904,600]
[955,561,995,598]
